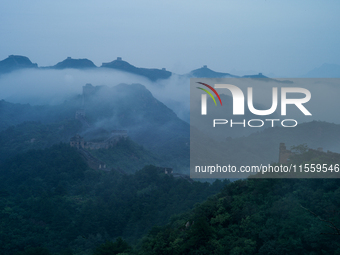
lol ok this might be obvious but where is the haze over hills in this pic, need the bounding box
[2,56,340,255]
[3,54,340,80]
[304,63,340,78]
[0,82,190,170]
[0,55,268,80]
[1,54,340,167]
[79,83,190,166]
[0,55,172,81]
[2,81,340,174]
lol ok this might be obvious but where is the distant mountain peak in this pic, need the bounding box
[0,55,38,74]
[242,72,268,78]
[189,65,237,78]
[101,57,171,81]
[52,57,97,69]
[102,57,135,70]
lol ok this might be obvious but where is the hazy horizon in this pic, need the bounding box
[1,0,340,77]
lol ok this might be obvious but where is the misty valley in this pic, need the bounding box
[1,55,340,254]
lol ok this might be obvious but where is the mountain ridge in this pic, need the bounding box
[0,55,266,79]
[0,55,38,74]
[49,57,97,69]
[188,65,237,78]
[101,57,172,81]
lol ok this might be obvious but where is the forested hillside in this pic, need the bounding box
[137,149,340,255]
[0,144,228,255]
[2,82,340,255]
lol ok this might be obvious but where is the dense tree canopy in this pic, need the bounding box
[0,144,227,255]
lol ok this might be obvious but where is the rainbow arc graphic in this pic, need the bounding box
[196,82,222,106]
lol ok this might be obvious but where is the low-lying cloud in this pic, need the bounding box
[2,69,340,126]
[0,68,190,121]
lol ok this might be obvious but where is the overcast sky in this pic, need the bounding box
[1,0,340,77]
